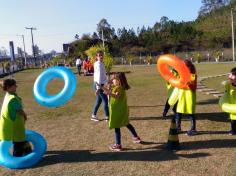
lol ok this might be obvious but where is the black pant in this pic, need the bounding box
[231,120,236,133]
[175,113,196,131]
[163,99,177,114]
[77,65,82,75]
[115,124,138,145]
[13,141,32,157]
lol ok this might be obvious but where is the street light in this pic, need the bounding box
[231,8,235,62]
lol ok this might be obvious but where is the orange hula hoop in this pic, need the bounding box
[157,54,191,89]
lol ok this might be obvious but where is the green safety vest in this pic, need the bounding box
[176,74,197,114]
[224,82,236,120]
[0,93,26,141]
[109,86,129,129]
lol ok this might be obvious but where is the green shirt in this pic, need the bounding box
[109,86,129,129]
[0,93,26,141]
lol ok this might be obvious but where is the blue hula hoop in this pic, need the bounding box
[0,130,47,169]
[33,66,77,108]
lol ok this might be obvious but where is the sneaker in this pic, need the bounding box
[133,136,141,144]
[186,130,198,136]
[109,144,122,151]
[91,115,99,122]
[162,111,167,119]
[177,127,182,133]
[229,131,236,135]
[105,116,109,122]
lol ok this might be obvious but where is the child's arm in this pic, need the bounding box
[106,90,120,99]
[17,109,27,121]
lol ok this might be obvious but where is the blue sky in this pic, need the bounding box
[0,0,202,54]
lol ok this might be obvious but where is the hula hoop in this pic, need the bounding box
[219,94,236,114]
[33,66,77,108]
[157,54,191,89]
[0,130,47,169]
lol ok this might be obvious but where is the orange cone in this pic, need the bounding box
[166,118,180,150]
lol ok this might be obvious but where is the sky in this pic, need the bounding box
[0,0,202,55]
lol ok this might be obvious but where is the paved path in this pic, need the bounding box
[197,74,227,98]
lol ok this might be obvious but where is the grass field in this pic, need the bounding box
[1,63,236,176]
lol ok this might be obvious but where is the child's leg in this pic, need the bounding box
[231,120,236,134]
[189,114,196,131]
[13,141,25,157]
[126,124,138,137]
[23,141,32,155]
[163,99,171,112]
[126,124,141,143]
[172,101,178,114]
[175,113,182,131]
[163,99,170,117]
[115,128,121,145]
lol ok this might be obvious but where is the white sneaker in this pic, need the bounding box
[91,115,99,122]
[105,116,109,122]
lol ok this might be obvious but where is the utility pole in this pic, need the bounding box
[101,29,105,54]
[231,8,235,62]
[25,27,37,66]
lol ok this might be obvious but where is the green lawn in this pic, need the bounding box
[1,63,236,176]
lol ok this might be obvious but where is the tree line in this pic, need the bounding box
[68,0,236,58]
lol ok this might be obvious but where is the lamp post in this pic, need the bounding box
[231,8,235,61]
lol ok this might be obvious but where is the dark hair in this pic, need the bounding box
[231,67,236,75]
[184,59,196,74]
[0,79,16,91]
[96,50,104,56]
[115,72,130,90]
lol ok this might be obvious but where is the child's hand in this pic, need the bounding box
[104,90,111,95]
[95,89,100,95]
[24,114,27,121]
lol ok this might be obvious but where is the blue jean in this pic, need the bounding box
[92,83,109,117]
[115,124,138,145]
[175,113,196,131]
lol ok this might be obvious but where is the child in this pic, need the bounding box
[162,69,178,118]
[174,60,197,136]
[104,73,141,151]
[223,67,236,135]
[0,79,32,157]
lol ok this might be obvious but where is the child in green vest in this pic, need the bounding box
[223,67,236,135]
[104,73,141,151]
[0,79,32,156]
[175,60,197,136]
[163,69,178,118]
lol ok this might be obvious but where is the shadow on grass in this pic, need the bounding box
[130,116,163,121]
[129,104,165,108]
[181,139,236,150]
[36,138,236,167]
[196,112,228,122]
[36,148,209,167]
[130,112,228,122]
[197,98,219,105]
[197,130,229,135]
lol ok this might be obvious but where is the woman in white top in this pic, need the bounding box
[91,51,109,121]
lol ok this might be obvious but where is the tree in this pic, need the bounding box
[92,32,99,40]
[199,0,230,16]
[97,18,115,41]
[85,44,114,74]
[75,34,79,40]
